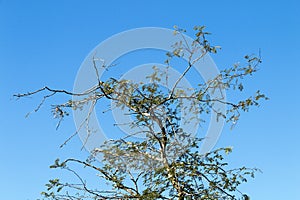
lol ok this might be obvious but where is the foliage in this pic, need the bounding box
[15,25,267,200]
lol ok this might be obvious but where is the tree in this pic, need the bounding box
[15,26,267,200]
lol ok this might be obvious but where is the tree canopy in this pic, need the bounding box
[15,26,267,200]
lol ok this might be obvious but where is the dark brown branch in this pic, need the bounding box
[63,158,139,197]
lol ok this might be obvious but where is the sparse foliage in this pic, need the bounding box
[15,26,267,200]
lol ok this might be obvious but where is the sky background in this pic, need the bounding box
[1,1,300,199]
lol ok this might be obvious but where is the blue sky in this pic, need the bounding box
[1,1,299,199]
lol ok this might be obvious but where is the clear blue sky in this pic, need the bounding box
[1,1,299,199]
